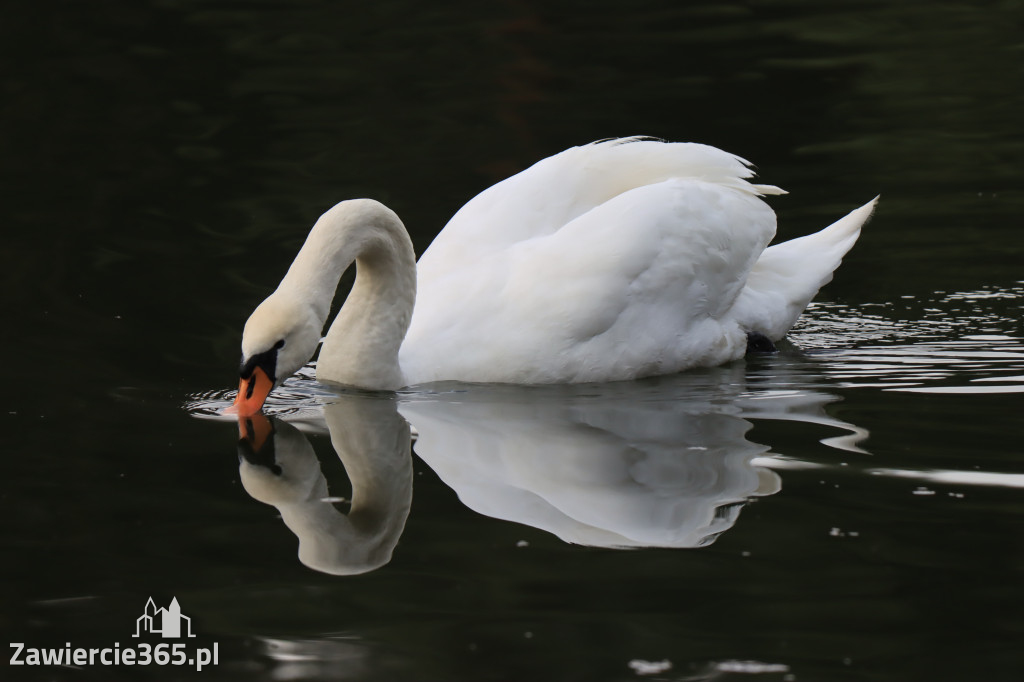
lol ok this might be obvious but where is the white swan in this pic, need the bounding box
[229,138,876,415]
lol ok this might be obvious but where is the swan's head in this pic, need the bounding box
[227,294,322,416]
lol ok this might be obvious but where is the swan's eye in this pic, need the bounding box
[274,339,285,349]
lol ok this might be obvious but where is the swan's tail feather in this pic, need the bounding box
[752,183,787,196]
[733,197,878,340]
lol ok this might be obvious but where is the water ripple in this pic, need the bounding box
[790,283,1024,394]
[184,365,335,426]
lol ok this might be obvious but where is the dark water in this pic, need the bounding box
[3,0,1023,680]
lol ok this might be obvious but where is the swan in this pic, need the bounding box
[228,137,876,416]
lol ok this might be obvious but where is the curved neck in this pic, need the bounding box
[278,199,417,390]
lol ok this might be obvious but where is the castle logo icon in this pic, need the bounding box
[132,597,196,638]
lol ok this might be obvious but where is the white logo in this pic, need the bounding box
[133,597,196,638]
[10,596,217,670]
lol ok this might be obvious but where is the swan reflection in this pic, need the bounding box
[238,394,412,575]
[399,368,860,550]
[235,366,867,572]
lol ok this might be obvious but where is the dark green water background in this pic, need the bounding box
[2,1,1022,680]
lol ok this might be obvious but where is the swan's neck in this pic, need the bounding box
[278,200,417,390]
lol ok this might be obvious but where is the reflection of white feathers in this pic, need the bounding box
[239,395,412,575]
[238,362,870,563]
[406,401,776,548]
[399,371,776,549]
[399,365,868,549]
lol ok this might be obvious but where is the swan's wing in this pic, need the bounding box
[731,198,877,340]
[402,179,777,384]
[416,138,782,281]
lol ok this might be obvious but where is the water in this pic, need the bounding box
[3,0,1023,680]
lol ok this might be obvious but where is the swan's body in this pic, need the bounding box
[231,138,875,414]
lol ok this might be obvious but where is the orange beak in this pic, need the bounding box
[224,365,274,417]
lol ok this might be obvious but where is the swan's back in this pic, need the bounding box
[401,138,872,386]
[416,138,783,278]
